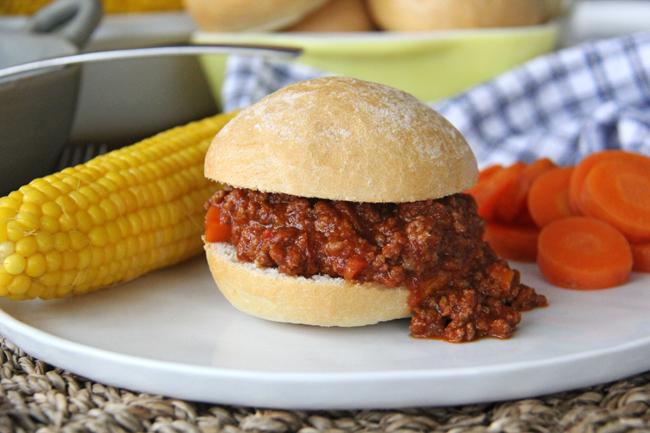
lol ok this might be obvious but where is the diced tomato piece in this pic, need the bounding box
[205,205,231,243]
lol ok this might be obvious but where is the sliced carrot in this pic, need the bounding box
[477,164,505,182]
[537,217,632,290]
[578,159,650,243]
[631,243,650,273]
[484,223,539,262]
[205,205,231,243]
[464,165,504,195]
[527,166,575,228]
[494,158,556,223]
[465,162,525,222]
[568,150,650,215]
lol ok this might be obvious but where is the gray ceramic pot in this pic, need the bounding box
[0,0,102,195]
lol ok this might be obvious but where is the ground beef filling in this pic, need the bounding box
[207,186,547,343]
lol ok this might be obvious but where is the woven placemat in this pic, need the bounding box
[0,337,649,433]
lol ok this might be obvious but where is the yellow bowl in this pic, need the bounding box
[193,22,561,107]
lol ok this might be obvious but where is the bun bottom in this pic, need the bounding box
[205,242,411,327]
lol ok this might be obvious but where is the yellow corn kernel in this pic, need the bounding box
[35,232,55,253]
[6,221,24,242]
[0,197,20,210]
[30,180,60,200]
[0,208,16,223]
[77,247,92,270]
[69,232,87,251]
[15,237,38,257]
[88,204,106,226]
[40,216,60,234]
[25,254,46,278]
[96,177,118,194]
[79,185,102,205]
[22,188,48,205]
[0,267,11,283]
[58,213,75,232]
[41,201,62,219]
[99,198,118,221]
[8,275,30,295]
[0,241,15,258]
[52,181,73,196]
[53,233,70,252]
[88,226,108,247]
[105,222,121,244]
[15,211,39,232]
[74,210,93,233]
[56,195,77,215]
[114,240,128,261]
[0,112,236,300]
[45,250,62,272]
[19,202,41,218]
[4,254,26,275]
[39,271,61,288]
[103,244,116,265]
[60,251,78,271]
[26,281,46,299]
[0,279,9,297]
[69,190,90,210]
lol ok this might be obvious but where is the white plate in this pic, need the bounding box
[0,256,648,410]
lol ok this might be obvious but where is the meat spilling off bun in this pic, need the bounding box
[284,0,375,33]
[183,0,328,32]
[367,0,553,31]
[204,77,547,342]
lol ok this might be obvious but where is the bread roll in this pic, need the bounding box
[183,0,328,32]
[205,242,411,326]
[205,76,478,203]
[284,0,375,32]
[367,0,550,31]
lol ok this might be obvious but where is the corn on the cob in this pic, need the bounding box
[0,112,236,301]
[0,0,183,15]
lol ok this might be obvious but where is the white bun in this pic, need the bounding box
[367,0,551,31]
[183,0,328,32]
[284,0,375,32]
[205,242,411,327]
[205,76,478,203]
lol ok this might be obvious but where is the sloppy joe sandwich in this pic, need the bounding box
[203,77,546,343]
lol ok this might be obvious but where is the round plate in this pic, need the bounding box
[0,256,648,409]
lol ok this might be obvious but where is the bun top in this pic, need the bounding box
[205,77,478,203]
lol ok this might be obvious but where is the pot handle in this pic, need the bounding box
[28,0,103,48]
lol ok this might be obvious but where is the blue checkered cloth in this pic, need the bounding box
[221,32,650,169]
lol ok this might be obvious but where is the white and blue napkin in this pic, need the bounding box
[221,31,650,169]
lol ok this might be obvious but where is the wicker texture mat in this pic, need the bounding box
[0,338,649,433]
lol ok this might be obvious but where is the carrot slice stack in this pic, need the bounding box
[467,162,525,221]
[494,158,556,224]
[568,150,650,215]
[578,159,650,243]
[527,166,576,228]
[537,217,633,290]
